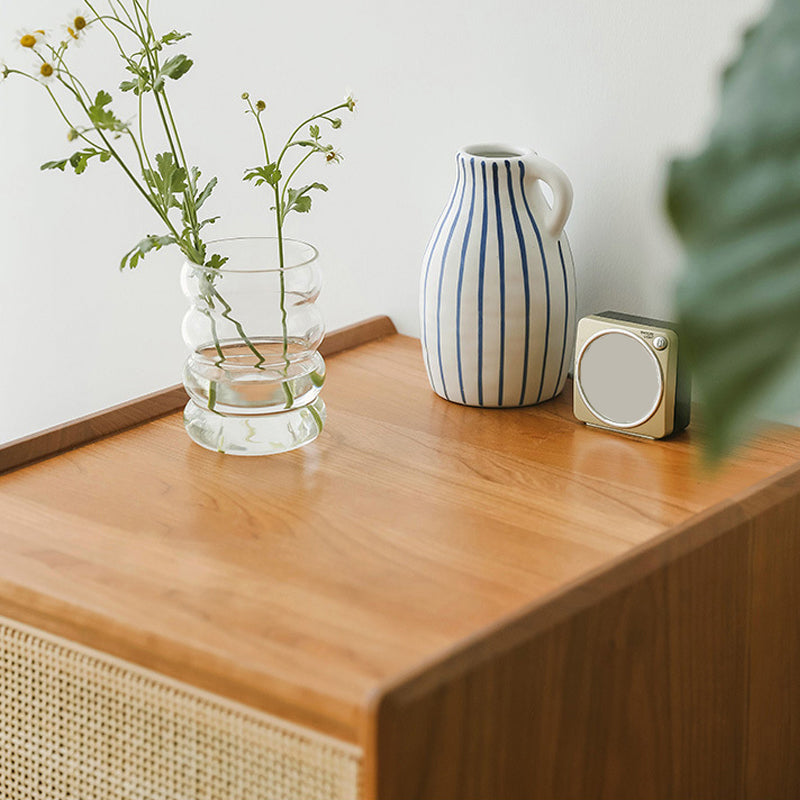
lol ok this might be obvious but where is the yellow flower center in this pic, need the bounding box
[74,16,87,30]
[40,63,53,77]
[20,34,37,47]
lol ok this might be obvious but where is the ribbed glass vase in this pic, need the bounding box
[180,237,325,455]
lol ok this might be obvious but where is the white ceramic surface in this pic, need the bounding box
[420,144,576,407]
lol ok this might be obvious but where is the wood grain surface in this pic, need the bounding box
[0,331,799,760]
[0,315,396,476]
[367,461,800,799]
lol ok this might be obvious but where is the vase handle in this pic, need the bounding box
[521,154,573,238]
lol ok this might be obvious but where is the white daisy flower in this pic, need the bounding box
[37,61,56,85]
[16,28,47,50]
[70,11,89,31]
[64,11,89,46]
[63,25,82,47]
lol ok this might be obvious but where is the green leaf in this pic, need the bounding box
[196,176,217,208]
[205,253,229,269]
[88,90,126,131]
[198,216,220,230]
[159,54,193,82]
[284,182,328,219]
[309,124,320,139]
[120,234,176,270]
[243,163,281,187]
[40,158,69,172]
[293,194,312,213]
[144,152,188,207]
[42,148,112,175]
[121,63,150,94]
[162,151,188,193]
[71,151,90,174]
[94,89,112,108]
[160,30,191,45]
[666,0,800,463]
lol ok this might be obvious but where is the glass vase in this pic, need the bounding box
[180,237,325,455]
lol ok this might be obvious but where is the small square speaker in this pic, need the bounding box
[573,311,691,439]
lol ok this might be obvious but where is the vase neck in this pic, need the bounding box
[454,151,532,191]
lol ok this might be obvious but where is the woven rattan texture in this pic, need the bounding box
[0,618,361,800]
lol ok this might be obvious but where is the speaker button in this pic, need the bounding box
[653,336,668,350]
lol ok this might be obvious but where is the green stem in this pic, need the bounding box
[209,285,266,368]
[83,3,137,50]
[124,129,156,204]
[161,90,201,249]
[102,128,179,236]
[55,54,93,105]
[137,7,257,371]
[243,95,292,404]
[246,100,271,164]
[198,304,226,364]
[134,8,201,252]
[45,82,104,153]
[109,0,138,31]
[66,86,173,234]
[273,182,294,409]
[276,102,350,170]
[127,6,179,165]
[129,0,151,44]
[273,182,289,358]
[279,149,315,215]
[136,81,162,211]
[6,68,48,85]
[162,96,189,179]
[132,0,157,43]
[307,401,324,431]
[44,41,91,106]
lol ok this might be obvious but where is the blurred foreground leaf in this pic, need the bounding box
[667,0,800,463]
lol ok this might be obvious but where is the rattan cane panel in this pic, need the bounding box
[0,616,361,800]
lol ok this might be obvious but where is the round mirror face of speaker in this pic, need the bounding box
[577,331,663,427]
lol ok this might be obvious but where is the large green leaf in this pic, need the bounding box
[666,0,800,462]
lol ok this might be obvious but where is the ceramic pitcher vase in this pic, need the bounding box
[420,144,576,407]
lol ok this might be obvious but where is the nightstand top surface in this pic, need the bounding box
[2,331,799,742]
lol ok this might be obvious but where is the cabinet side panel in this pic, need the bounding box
[744,491,800,798]
[369,488,800,800]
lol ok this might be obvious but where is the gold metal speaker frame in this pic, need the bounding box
[573,313,687,440]
[576,328,665,429]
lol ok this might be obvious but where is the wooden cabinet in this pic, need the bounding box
[1,317,798,799]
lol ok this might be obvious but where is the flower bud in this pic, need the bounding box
[256,100,266,112]
[241,91,249,100]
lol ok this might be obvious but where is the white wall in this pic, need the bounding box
[0,0,768,443]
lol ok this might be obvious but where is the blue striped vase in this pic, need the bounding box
[420,144,576,407]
